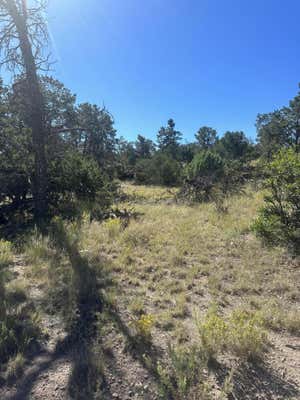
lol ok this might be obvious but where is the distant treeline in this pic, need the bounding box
[0,1,299,252]
[1,74,300,224]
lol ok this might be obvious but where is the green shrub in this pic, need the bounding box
[158,155,181,186]
[182,151,225,202]
[134,158,157,184]
[215,131,251,161]
[197,306,268,362]
[134,153,181,186]
[252,148,300,252]
[228,310,268,360]
[156,344,207,399]
[182,151,246,204]
[49,151,115,220]
[197,306,228,359]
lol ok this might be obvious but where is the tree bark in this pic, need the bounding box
[7,0,48,222]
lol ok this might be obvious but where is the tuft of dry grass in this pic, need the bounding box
[0,239,13,268]
[5,353,25,381]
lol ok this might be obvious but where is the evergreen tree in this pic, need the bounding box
[216,131,251,160]
[157,119,182,158]
[195,126,218,150]
[77,103,117,173]
[257,87,300,158]
[135,134,155,158]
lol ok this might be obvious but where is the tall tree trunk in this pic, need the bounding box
[7,0,48,222]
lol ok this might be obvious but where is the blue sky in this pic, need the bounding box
[47,0,300,142]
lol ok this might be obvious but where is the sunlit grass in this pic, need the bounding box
[78,184,299,346]
[21,184,299,350]
[121,181,178,203]
[4,182,299,396]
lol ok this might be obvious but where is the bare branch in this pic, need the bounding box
[51,127,86,135]
[0,0,52,73]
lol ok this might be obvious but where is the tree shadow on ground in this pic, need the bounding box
[4,221,298,400]
[214,360,299,400]
[50,219,176,398]
[2,213,181,399]
[52,222,167,399]
[1,351,65,400]
[49,221,108,399]
[1,221,108,400]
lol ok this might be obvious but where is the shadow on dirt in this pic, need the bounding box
[2,221,299,400]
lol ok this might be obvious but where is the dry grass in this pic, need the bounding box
[5,353,25,381]
[0,239,13,268]
[121,182,178,203]
[83,184,297,310]
[78,183,300,341]
[5,182,299,398]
